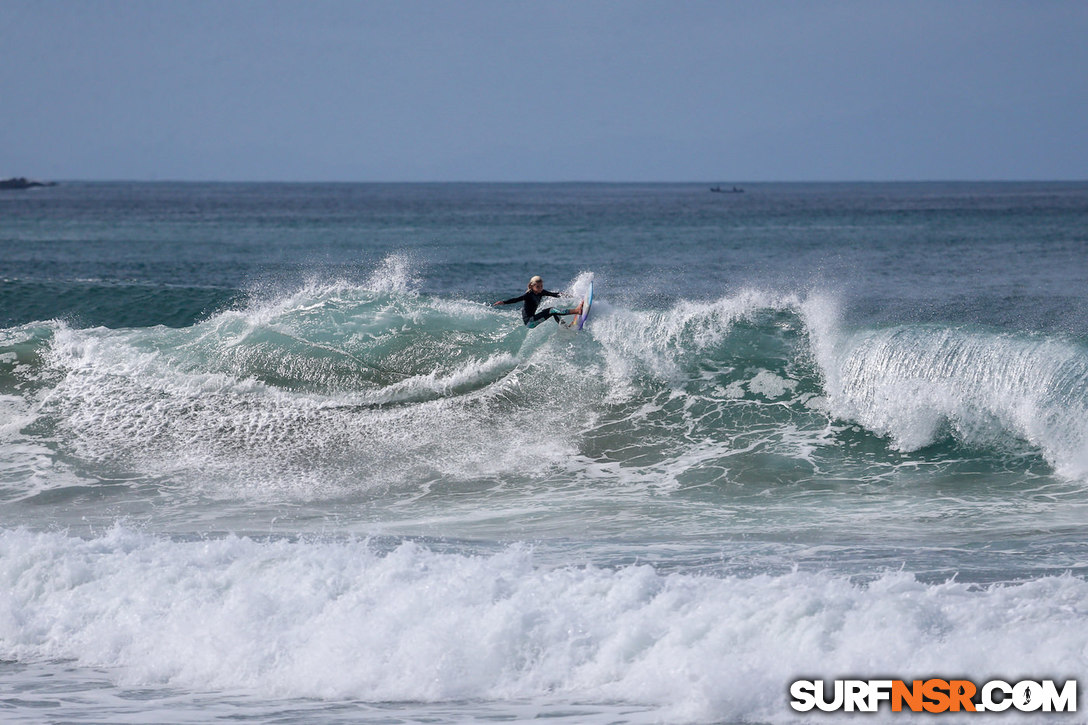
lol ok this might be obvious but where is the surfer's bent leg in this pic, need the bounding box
[526,307,575,328]
[525,309,551,328]
[548,307,577,324]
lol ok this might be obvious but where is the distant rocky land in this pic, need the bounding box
[0,177,58,190]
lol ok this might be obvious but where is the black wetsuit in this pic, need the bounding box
[500,289,572,327]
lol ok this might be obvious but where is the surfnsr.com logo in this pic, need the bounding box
[790,679,1077,713]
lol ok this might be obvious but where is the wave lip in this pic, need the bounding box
[807,307,1088,478]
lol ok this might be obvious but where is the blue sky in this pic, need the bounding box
[3,0,1086,181]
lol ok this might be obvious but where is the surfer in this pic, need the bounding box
[493,276,583,328]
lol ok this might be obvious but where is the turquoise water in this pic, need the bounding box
[1,182,1087,722]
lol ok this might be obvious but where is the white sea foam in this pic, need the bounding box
[746,369,798,400]
[1,527,1084,723]
[0,394,91,500]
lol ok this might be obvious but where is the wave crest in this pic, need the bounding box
[805,298,1088,478]
[7,275,1088,495]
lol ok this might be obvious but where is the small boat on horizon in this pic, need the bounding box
[710,185,744,193]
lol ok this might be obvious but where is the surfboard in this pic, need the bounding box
[573,280,593,330]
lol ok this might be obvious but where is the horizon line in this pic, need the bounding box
[18,177,1088,185]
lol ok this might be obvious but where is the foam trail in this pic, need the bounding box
[28,277,598,498]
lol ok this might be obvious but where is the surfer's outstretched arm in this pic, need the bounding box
[494,293,528,306]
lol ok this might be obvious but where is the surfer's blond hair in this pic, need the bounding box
[528,275,543,289]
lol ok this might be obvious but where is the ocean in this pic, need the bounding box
[1,181,1086,723]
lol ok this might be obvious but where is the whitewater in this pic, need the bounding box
[1,182,1087,723]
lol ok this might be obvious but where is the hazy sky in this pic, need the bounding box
[3,0,1086,182]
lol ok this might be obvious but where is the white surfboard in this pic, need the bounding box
[573,279,593,330]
